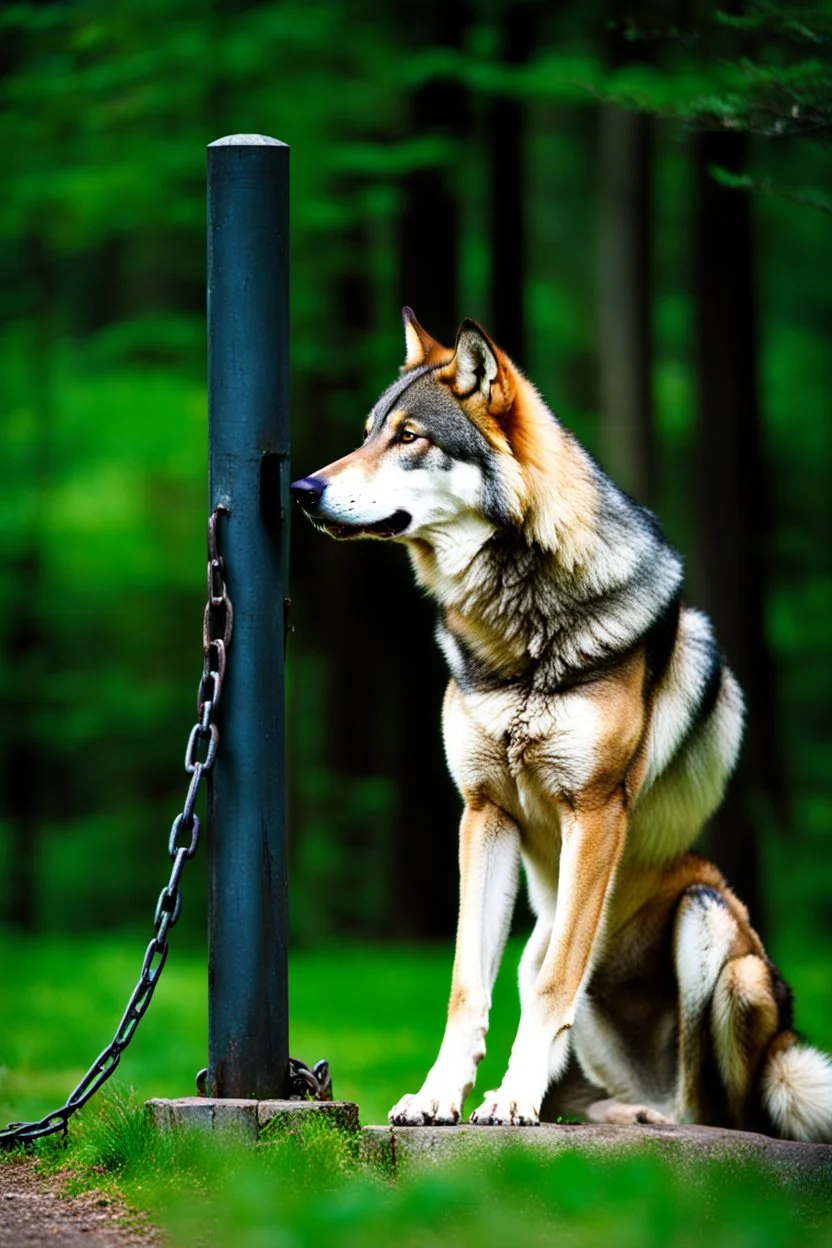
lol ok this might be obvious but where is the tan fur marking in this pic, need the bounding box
[713,954,779,1121]
[314,410,409,486]
[437,357,599,562]
[310,444,371,487]
[385,409,407,436]
[570,652,649,812]
[534,798,628,1026]
[507,379,599,560]
[442,602,529,679]
[606,852,727,936]
[765,1029,798,1062]
[446,799,519,1028]
[724,956,779,1043]
[408,539,437,585]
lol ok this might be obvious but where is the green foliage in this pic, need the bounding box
[0,25,828,1246]
[568,3,832,214]
[708,165,832,215]
[0,0,829,947]
[590,3,832,137]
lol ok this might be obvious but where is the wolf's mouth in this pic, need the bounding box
[313,509,412,540]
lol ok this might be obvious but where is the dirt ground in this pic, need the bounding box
[0,1158,159,1248]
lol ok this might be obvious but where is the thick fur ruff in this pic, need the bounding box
[292,310,832,1142]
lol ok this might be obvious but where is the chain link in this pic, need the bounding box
[0,507,232,1148]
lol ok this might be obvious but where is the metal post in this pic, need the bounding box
[206,135,290,1099]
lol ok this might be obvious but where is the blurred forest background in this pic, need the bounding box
[0,0,829,976]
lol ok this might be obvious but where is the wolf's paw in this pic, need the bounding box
[388,1091,462,1126]
[587,1098,672,1126]
[469,1092,540,1126]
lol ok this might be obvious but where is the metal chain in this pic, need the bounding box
[288,1058,332,1101]
[0,507,233,1148]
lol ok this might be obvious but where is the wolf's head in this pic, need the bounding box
[291,309,595,575]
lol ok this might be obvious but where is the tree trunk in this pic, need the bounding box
[288,204,393,935]
[693,131,785,929]
[4,553,42,931]
[321,231,377,779]
[597,107,655,504]
[2,236,52,931]
[488,1,534,362]
[391,0,469,938]
[396,2,467,344]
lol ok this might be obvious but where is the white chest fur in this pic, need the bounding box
[442,681,603,858]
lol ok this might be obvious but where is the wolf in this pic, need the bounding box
[291,309,832,1141]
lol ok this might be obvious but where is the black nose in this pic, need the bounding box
[290,476,326,512]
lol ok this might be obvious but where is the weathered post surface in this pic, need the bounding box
[206,134,290,1100]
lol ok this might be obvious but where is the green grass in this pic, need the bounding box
[12,1087,831,1248]
[1,929,830,1133]
[2,932,831,1246]
[0,931,535,1129]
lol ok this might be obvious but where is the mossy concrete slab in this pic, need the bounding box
[145,1097,359,1138]
[361,1122,832,1189]
[259,1099,359,1133]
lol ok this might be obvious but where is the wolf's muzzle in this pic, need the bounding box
[290,476,325,513]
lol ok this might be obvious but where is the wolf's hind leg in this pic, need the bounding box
[710,936,832,1140]
[711,953,779,1124]
[674,885,738,1123]
[389,799,520,1126]
[674,884,781,1128]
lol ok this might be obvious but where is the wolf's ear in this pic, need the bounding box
[446,320,515,415]
[402,307,447,371]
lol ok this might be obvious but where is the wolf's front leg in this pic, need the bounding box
[389,799,520,1125]
[471,800,627,1125]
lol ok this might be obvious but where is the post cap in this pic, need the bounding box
[209,134,287,147]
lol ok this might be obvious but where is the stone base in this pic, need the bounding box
[361,1122,832,1188]
[145,1104,831,1195]
[145,1097,359,1139]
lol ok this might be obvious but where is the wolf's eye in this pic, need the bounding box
[400,428,418,444]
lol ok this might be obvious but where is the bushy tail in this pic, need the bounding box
[761,1036,832,1143]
